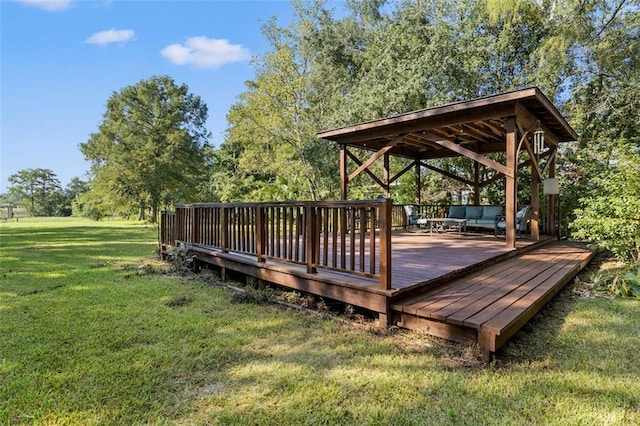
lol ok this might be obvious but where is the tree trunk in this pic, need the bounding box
[138,200,146,221]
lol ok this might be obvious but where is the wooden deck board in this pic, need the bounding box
[481,245,594,335]
[392,240,596,359]
[394,251,544,316]
[462,250,583,329]
[443,251,566,326]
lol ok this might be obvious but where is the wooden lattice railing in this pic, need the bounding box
[161,199,393,290]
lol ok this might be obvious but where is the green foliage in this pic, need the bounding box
[80,75,212,222]
[589,266,640,300]
[570,155,640,264]
[7,168,62,216]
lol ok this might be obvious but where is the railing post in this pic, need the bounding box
[191,206,200,245]
[305,203,317,274]
[221,205,229,253]
[256,206,266,262]
[379,198,392,290]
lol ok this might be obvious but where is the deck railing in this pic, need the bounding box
[161,199,393,290]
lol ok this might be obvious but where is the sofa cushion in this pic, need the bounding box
[516,206,530,223]
[475,219,495,227]
[465,206,483,219]
[448,205,466,219]
[481,206,503,220]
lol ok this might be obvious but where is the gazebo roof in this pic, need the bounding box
[317,87,578,160]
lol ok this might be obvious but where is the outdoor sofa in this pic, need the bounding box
[446,205,504,230]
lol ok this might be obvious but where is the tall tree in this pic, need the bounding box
[56,177,91,216]
[81,76,211,222]
[216,7,339,201]
[7,168,62,216]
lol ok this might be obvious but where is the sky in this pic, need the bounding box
[0,0,303,193]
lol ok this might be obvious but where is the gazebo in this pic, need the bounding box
[317,87,577,248]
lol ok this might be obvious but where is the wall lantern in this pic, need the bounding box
[533,127,545,154]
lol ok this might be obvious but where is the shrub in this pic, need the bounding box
[571,156,640,265]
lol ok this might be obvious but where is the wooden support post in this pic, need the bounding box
[548,154,557,236]
[340,144,348,200]
[340,207,347,269]
[414,159,421,205]
[505,118,517,249]
[383,152,390,197]
[305,204,317,274]
[191,206,199,244]
[379,198,392,290]
[256,206,266,262]
[378,311,392,327]
[221,206,229,253]
[531,178,540,241]
[478,330,496,362]
[473,161,480,205]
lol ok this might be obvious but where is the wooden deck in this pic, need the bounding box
[391,240,595,359]
[185,230,594,359]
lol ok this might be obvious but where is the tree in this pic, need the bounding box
[80,76,211,222]
[7,168,62,216]
[570,152,640,264]
[56,177,90,217]
[213,7,340,202]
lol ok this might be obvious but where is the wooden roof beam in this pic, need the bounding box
[516,103,559,146]
[423,132,514,178]
[320,103,516,144]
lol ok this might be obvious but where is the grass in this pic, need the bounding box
[1,217,639,425]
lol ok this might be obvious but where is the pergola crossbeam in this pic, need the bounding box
[347,136,403,182]
[423,132,514,178]
[421,161,475,186]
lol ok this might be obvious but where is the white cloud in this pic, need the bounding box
[85,29,135,46]
[160,36,250,69]
[16,0,73,11]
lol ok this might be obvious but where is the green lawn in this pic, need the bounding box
[1,218,639,425]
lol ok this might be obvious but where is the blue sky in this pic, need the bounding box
[1,0,303,192]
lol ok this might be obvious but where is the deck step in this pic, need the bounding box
[392,240,596,360]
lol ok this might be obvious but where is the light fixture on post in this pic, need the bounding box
[533,127,545,154]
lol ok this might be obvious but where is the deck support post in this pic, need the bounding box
[531,166,540,241]
[379,198,392,290]
[221,206,229,253]
[473,161,481,205]
[505,118,517,249]
[378,312,392,327]
[340,144,348,200]
[414,159,421,205]
[478,330,495,362]
[305,204,317,274]
[191,206,202,244]
[548,153,557,237]
[256,206,266,263]
[383,152,390,197]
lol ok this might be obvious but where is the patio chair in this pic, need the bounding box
[404,205,428,230]
[494,206,531,237]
